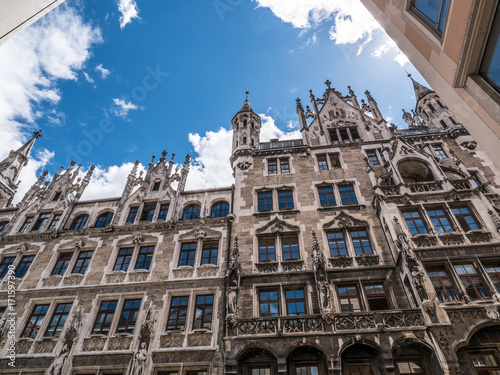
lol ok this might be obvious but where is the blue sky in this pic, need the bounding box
[0,0,430,201]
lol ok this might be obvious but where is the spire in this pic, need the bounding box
[15,130,41,159]
[407,73,434,102]
[239,91,254,113]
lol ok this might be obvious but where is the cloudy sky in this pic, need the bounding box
[0,0,429,202]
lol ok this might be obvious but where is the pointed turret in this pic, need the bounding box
[0,130,42,208]
[231,91,261,155]
[408,74,434,103]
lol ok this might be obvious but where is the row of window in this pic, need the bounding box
[15,293,215,341]
[256,183,359,213]
[402,204,481,236]
[426,261,500,303]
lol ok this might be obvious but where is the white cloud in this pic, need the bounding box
[95,64,110,78]
[83,71,94,83]
[307,33,319,46]
[117,0,140,29]
[111,98,142,118]
[259,113,302,141]
[81,162,144,201]
[0,5,102,203]
[253,0,380,46]
[186,127,234,190]
[371,39,410,66]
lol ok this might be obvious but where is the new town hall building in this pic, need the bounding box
[1,78,500,375]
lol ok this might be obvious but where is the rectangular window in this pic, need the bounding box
[135,246,154,270]
[92,301,117,335]
[259,237,276,262]
[281,235,300,260]
[470,172,482,187]
[328,129,339,142]
[140,203,157,222]
[317,154,328,170]
[153,181,161,191]
[0,257,15,279]
[278,189,294,210]
[433,145,447,158]
[193,295,214,330]
[350,127,360,140]
[52,192,62,201]
[113,248,134,272]
[485,264,500,293]
[439,119,448,129]
[330,153,341,168]
[52,252,72,276]
[366,150,379,165]
[201,241,218,265]
[258,191,273,211]
[167,296,189,331]
[280,158,290,173]
[471,353,500,372]
[451,206,480,231]
[318,185,336,207]
[285,289,306,315]
[259,290,279,317]
[268,159,277,174]
[403,210,428,236]
[396,361,425,374]
[47,214,61,231]
[116,299,141,334]
[15,255,34,278]
[72,251,93,274]
[339,128,349,141]
[45,303,72,337]
[179,242,197,267]
[427,268,459,302]
[454,264,490,300]
[327,231,347,257]
[426,208,453,234]
[364,284,389,311]
[126,207,138,223]
[479,2,500,93]
[379,150,386,163]
[0,221,7,235]
[337,285,361,312]
[32,213,50,231]
[350,230,373,255]
[411,0,449,34]
[339,184,357,205]
[20,217,33,233]
[22,304,50,338]
[158,204,169,221]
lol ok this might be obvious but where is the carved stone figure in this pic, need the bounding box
[317,275,330,309]
[228,280,238,315]
[47,344,69,375]
[130,342,148,375]
[411,265,428,301]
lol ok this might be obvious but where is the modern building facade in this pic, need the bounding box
[359,0,500,171]
[1,80,500,375]
[0,0,67,46]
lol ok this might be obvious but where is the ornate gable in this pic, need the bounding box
[256,217,300,234]
[179,227,222,241]
[323,211,368,229]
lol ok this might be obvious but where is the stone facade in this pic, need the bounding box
[1,80,500,375]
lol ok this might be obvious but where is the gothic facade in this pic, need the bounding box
[1,79,500,375]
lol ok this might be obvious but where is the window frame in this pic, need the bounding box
[182,204,201,220]
[257,191,273,212]
[158,203,170,221]
[140,202,157,222]
[44,303,73,337]
[277,188,294,210]
[317,185,336,207]
[167,296,189,331]
[192,294,214,330]
[210,201,229,218]
[116,299,142,334]
[72,250,93,274]
[285,288,307,316]
[258,236,276,262]
[410,0,450,36]
[259,289,280,317]
[32,212,51,231]
[364,283,390,311]
[349,229,373,256]
[179,242,197,267]
[402,209,428,236]
[134,246,155,270]
[426,207,454,234]
[0,256,15,279]
[337,285,362,313]
[126,206,139,224]
[95,212,113,228]
[327,230,348,257]
[432,144,447,159]
[19,217,33,233]
[451,205,481,232]
[52,252,73,276]
[201,240,219,265]
[113,247,134,272]
[22,304,50,338]
[15,255,35,278]
[426,267,459,302]
[281,234,300,261]
[338,184,357,205]
[69,214,89,230]
[454,263,491,300]
[267,158,278,174]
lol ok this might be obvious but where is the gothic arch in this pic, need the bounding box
[454,321,500,352]
[397,158,435,183]
[236,347,278,375]
[339,337,384,356]
[286,345,328,375]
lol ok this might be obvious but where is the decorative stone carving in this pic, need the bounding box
[194,229,206,239]
[410,264,428,301]
[133,233,144,244]
[35,339,57,353]
[108,336,132,351]
[160,333,184,348]
[46,344,69,375]
[355,254,379,266]
[74,240,85,249]
[460,140,477,150]
[197,265,218,277]
[412,236,438,248]
[382,311,424,328]
[63,274,84,286]
[485,306,500,320]
[438,331,450,354]
[466,232,492,243]
[82,337,106,352]
[129,342,148,375]
[129,272,149,283]
[173,267,194,278]
[329,256,353,268]
[254,261,278,273]
[283,317,322,333]
[488,209,500,233]
[43,275,62,287]
[439,234,465,246]
[335,314,376,330]
[446,308,486,324]
[281,259,305,272]
[237,161,252,170]
[106,272,127,284]
[16,242,27,253]
[188,332,212,346]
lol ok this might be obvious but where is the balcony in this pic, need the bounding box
[259,139,303,150]
[231,309,425,337]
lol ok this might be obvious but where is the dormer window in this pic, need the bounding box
[152,181,161,191]
[70,215,89,230]
[52,192,62,202]
[95,212,113,228]
[140,203,157,222]
[243,137,247,144]
[183,204,201,220]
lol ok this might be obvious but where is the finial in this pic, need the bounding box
[325,80,332,89]
[170,153,175,163]
[245,90,249,99]
[406,70,411,78]
[296,98,304,112]
[33,130,42,139]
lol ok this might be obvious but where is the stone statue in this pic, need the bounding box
[317,275,330,309]
[411,265,428,301]
[48,344,69,375]
[131,342,148,375]
[228,279,238,315]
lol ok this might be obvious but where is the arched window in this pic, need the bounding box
[0,221,9,235]
[211,202,229,217]
[70,215,89,230]
[95,212,113,228]
[398,160,435,183]
[182,205,201,220]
